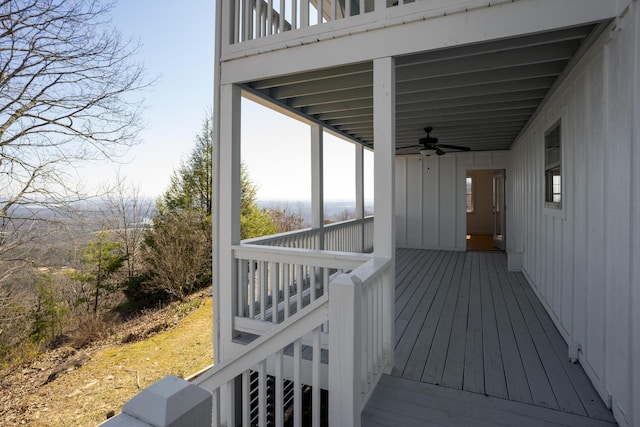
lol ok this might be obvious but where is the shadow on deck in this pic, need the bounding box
[363,249,617,426]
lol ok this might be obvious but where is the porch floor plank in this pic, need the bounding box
[363,376,617,427]
[364,249,617,426]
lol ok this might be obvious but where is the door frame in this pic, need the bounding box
[493,169,507,251]
[461,165,509,252]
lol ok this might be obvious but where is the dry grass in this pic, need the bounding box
[20,297,213,426]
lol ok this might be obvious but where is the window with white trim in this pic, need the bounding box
[544,122,562,208]
[466,176,474,213]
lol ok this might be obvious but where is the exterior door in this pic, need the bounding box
[493,170,506,251]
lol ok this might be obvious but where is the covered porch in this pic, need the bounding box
[364,249,616,426]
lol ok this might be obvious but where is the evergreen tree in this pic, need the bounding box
[240,164,276,239]
[131,113,276,307]
[31,275,68,343]
[70,232,125,315]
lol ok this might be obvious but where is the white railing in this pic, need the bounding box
[233,244,369,335]
[243,216,374,253]
[192,255,393,426]
[229,0,389,44]
[194,295,329,426]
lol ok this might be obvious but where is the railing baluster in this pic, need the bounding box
[249,260,256,318]
[279,0,285,33]
[242,371,250,425]
[256,0,262,37]
[258,360,267,426]
[272,261,279,323]
[310,266,317,302]
[296,264,303,312]
[267,0,273,35]
[283,263,290,319]
[234,0,240,43]
[294,339,302,427]
[301,0,309,27]
[318,0,323,24]
[368,280,374,382]
[312,326,321,426]
[292,0,297,30]
[244,0,251,41]
[259,261,267,320]
[275,349,284,427]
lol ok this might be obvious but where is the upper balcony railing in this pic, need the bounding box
[230,0,390,44]
[220,0,507,59]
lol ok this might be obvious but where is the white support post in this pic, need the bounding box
[218,83,242,425]
[311,124,324,250]
[219,83,242,358]
[329,274,362,426]
[373,57,395,372]
[355,143,365,252]
[213,0,224,369]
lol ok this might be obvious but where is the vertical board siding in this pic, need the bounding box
[509,7,640,426]
[395,153,509,251]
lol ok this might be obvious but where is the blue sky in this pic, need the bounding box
[80,0,371,201]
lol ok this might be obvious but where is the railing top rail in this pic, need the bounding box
[331,256,392,288]
[192,294,329,390]
[324,215,374,229]
[241,226,317,245]
[241,216,374,246]
[234,243,371,269]
[349,256,392,285]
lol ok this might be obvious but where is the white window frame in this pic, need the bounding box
[465,176,474,213]
[544,120,562,210]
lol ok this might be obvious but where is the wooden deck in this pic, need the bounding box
[363,249,617,426]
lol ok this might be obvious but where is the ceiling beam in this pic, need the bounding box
[396,40,579,81]
[287,87,372,108]
[396,88,546,111]
[251,62,372,90]
[396,61,566,93]
[271,71,372,99]
[395,25,593,66]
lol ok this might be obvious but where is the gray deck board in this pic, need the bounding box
[403,251,458,380]
[440,252,471,389]
[365,248,617,426]
[479,252,509,399]
[463,251,485,394]
[363,376,617,427]
[421,252,464,384]
[488,251,533,404]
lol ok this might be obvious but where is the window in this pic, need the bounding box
[466,176,474,213]
[544,122,562,208]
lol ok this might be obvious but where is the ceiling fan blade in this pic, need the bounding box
[437,143,471,151]
[435,147,446,156]
[396,145,422,151]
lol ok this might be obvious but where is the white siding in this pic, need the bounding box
[509,5,640,426]
[395,152,509,251]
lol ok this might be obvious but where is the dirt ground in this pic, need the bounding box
[0,295,213,426]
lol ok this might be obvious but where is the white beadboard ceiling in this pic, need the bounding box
[243,22,609,154]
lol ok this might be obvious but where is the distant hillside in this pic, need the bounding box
[258,199,374,225]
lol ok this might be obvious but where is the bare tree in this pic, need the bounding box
[0,0,148,250]
[101,174,154,280]
[267,203,307,233]
[1,1,149,309]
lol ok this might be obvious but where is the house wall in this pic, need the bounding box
[466,169,495,235]
[509,3,640,426]
[395,152,509,250]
